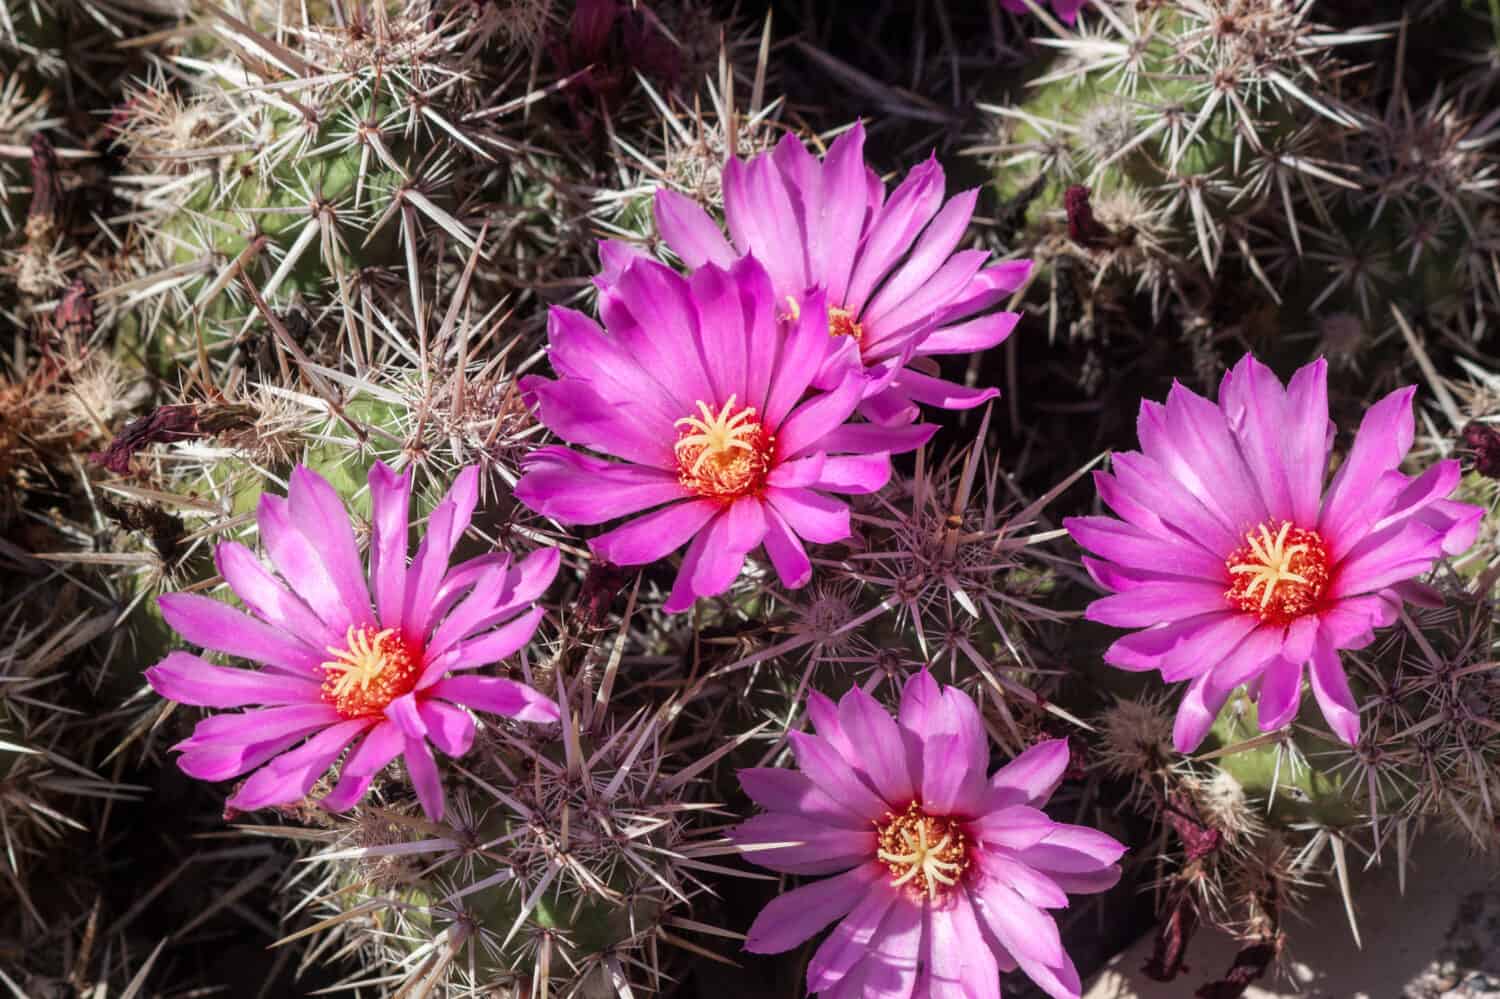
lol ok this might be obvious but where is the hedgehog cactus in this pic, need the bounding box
[978,1,1500,360]
[109,1,495,367]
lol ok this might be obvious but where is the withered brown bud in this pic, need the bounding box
[575,560,634,629]
[54,279,96,341]
[1143,887,1200,982]
[26,133,62,238]
[1195,939,1278,999]
[1462,421,1500,479]
[1065,184,1111,249]
[92,404,256,475]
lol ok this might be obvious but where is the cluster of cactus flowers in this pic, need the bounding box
[5,1,1500,997]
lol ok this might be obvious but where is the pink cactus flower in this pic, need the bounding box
[733,672,1124,998]
[515,253,933,612]
[647,121,1032,427]
[147,463,560,822]
[1067,354,1483,752]
[1000,0,1086,25]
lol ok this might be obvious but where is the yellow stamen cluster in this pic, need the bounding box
[320,625,421,718]
[1225,521,1331,626]
[827,306,864,340]
[778,296,863,341]
[673,395,773,501]
[876,802,970,903]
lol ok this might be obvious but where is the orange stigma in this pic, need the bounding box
[673,395,774,501]
[1225,521,1331,626]
[319,625,422,718]
[875,802,971,903]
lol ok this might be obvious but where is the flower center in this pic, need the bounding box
[673,394,773,501]
[320,625,422,718]
[875,802,970,902]
[779,297,863,340]
[827,306,863,340]
[1225,521,1331,626]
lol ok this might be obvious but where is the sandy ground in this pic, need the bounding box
[1084,837,1500,999]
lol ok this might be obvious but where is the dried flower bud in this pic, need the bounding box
[1143,886,1200,982]
[1195,939,1278,999]
[26,133,61,242]
[92,404,256,475]
[576,560,633,628]
[1463,421,1500,478]
[1065,184,1111,249]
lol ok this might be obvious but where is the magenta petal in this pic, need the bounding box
[404,734,444,821]
[818,122,871,305]
[1013,949,1083,999]
[417,700,474,757]
[215,542,334,649]
[887,369,999,412]
[985,739,1068,809]
[1102,613,1233,673]
[1310,633,1360,745]
[863,188,979,327]
[384,692,427,740]
[421,605,547,680]
[368,462,411,631]
[1172,672,1231,753]
[743,862,881,954]
[662,505,762,612]
[288,467,374,629]
[1329,520,1445,600]
[1083,579,1231,628]
[777,371,864,459]
[428,674,559,724]
[970,876,1064,967]
[1158,613,1262,683]
[1254,657,1303,732]
[1201,625,1284,699]
[729,812,876,875]
[1103,453,1238,556]
[762,505,813,589]
[1016,825,1128,875]
[766,487,851,544]
[918,687,989,816]
[158,593,323,675]
[654,188,736,269]
[766,453,826,489]
[146,652,321,708]
[842,889,922,999]
[845,157,945,314]
[765,290,839,428]
[256,494,350,633]
[967,804,1056,851]
[807,875,900,993]
[320,721,404,811]
[1066,516,1226,581]
[921,889,1001,999]
[807,689,860,762]
[982,853,1068,910]
[738,767,871,829]
[402,466,479,641]
[918,311,1019,356]
[819,420,937,456]
[1320,386,1417,544]
[1219,354,1294,522]
[589,499,719,566]
[837,686,915,806]
[814,453,891,494]
[227,717,374,811]
[788,730,891,819]
[516,446,691,524]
